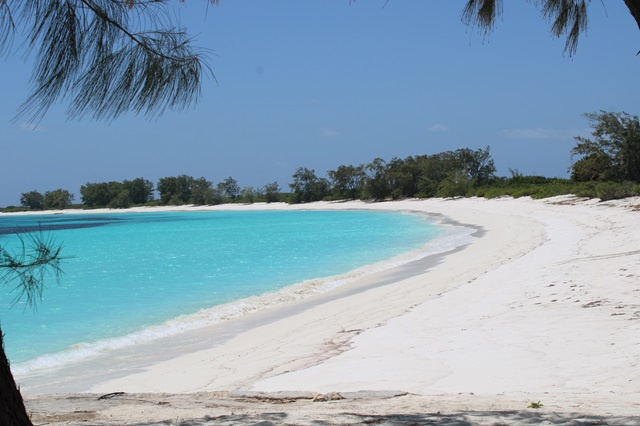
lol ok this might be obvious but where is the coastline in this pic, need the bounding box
[14,196,640,423]
[11,207,474,385]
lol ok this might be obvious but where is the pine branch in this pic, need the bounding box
[0,230,64,310]
[2,0,215,123]
[462,0,589,57]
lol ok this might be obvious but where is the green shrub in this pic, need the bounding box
[468,180,639,201]
[168,195,184,206]
[479,187,510,199]
[594,181,640,201]
[437,172,475,198]
[0,206,30,213]
[107,190,131,209]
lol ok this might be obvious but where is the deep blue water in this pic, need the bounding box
[0,210,441,369]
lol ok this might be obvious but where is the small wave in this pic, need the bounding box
[13,217,476,377]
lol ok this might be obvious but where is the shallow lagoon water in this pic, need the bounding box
[0,209,446,369]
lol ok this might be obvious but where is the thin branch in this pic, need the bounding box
[3,0,216,123]
[462,0,589,57]
[79,0,190,64]
[0,228,64,310]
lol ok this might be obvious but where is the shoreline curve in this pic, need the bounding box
[13,196,640,422]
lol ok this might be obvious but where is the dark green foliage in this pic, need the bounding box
[240,187,262,204]
[123,178,154,205]
[20,190,44,210]
[218,177,241,200]
[157,175,193,205]
[415,155,453,197]
[570,111,640,182]
[0,206,30,213]
[80,182,107,207]
[471,176,571,199]
[168,194,184,206]
[593,181,640,201]
[280,141,635,203]
[80,179,152,208]
[204,187,225,205]
[157,175,224,205]
[507,169,554,185]
[290,168,331,203]
[107,189,131,209]
[42,189,74,210]
[453,146,496,185]
[471,177,640,201]
[76,175,223,207]
[328,164,366,200]
[387,157,420,199]
[263,182,281,203]
[316,178,331,200]
[571,154,614,181]
[437,171,475,198]
[80,181,121,207]
[363,158,391,200]
[358,147,496,201]
[189,177,213,205]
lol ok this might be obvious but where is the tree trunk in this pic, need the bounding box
[624,0,640,30]
[0,327,32,425]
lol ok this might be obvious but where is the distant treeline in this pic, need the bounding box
[14,146,498,210]
[17,176,281,210]
[8,111,640,212]
[290,147,496,202]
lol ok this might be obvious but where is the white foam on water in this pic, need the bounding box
[13,216,476,377]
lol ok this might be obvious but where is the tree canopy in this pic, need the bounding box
[1,0,219,122]
[289,167,331,203]
[570,111,640,182]
[20,191,44,210]
[43,189,75,210]
[462,0,640,56]
[80,178,153,208]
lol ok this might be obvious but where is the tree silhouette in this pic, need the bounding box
[462,0,640,56]
[1,0,219,123]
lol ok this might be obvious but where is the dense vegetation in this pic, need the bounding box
[4,111,640,212]
[19,189,74,210]
[570,111,640,182]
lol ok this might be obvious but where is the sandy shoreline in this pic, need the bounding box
[11,203,476,387]
[9,196,640,424]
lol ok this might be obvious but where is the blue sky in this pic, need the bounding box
[1,1,639,207]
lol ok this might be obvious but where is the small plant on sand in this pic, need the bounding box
[528,401,544,409]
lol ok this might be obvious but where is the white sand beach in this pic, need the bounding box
[16,196,640,424]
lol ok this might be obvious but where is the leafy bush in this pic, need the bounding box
[437,171,475,198]
[594,181,640,201]
[168,195,184,206]
[570,111,640,182]
[107,190,131,209]
[0,206,30,213]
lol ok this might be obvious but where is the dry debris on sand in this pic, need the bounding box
[26,391,640,425]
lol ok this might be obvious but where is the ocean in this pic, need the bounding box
[0,209,471,375]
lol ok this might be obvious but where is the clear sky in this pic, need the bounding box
[1,1,638,207]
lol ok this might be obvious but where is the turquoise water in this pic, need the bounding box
[0,210,441,368]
